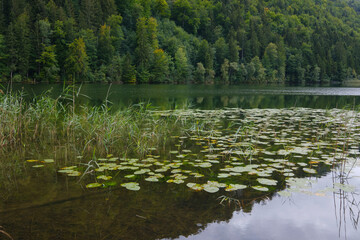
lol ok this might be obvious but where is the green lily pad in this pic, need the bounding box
[225,184,247,191]
[186,183,204,191]
[67,171,82,176]
[252,186,269,191]
[121,182,140,191]
[43,159,55,163]
[86,183,102,188]
[125,174,136,179]
[145,176,159,182]
[218,173,231,178]
[97,175,112,180]
[257,178,278,186]
[203,185,219,193]
[303,168,317,174]
[32,165,44,168]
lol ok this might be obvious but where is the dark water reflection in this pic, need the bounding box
[1,166,359,240]
[8,83,360,109]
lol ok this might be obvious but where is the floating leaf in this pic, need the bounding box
[43,159,55,163]
[186,183,203,191]
[257,178,278,186]
[58,169,75,174]
[125,174,135,179]
[97,175,112,180]
[145,177,159,182]
[203,185,219,193]
[252,186,269,191]
[26,159,38,163]
[218,173,231,178]
[86,183,102,188]
[303,168,317,174]
[67,171,81,177]
[121,182,140,191]
[32,165,44,168]
[225,184,247,191]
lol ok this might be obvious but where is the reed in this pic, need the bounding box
[0,92,190,159]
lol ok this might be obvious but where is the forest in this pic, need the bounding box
[1,0,360,84]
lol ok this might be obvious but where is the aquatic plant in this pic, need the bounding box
[0,92,190,158]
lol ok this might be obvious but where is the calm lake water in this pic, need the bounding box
[8,83,360,109]
[1,84,360,240]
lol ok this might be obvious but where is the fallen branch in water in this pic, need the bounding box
[0,226,13,240]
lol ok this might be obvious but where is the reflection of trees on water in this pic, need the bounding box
[1,172,279,240]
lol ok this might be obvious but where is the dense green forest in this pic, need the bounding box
[1,0,360,84]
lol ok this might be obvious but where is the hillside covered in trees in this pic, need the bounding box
[1,0,360,84]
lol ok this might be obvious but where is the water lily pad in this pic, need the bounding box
[225,184,247,191]
[86,183,102,188]
[203,185,219,193]
[303,168,317,174]
[218,173,231,178]
[187,183,203,191]
[198,162,212,168]
[43,159,55,163]
[125,174,135,179]
[26,159,38,163]
[67,171,82,176]
[32,165,44,168]
[97,175,112,180]
[121,182,140,191]
[257,178,278,186]
[145,176,159,182]
[252,186,269,191]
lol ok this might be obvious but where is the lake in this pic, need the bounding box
[1,84,360,240]
[8,83,360,109]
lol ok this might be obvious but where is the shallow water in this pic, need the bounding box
[1,86,360,240]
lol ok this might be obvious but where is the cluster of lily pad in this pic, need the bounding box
[28,108,360,195]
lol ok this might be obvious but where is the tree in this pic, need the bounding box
[0,34,8,80]
[36,45,59,82]
[194,62,205,83]
[151,48,170,83]
[135,17,159,82]
[106,15,124,53]
[175,47,190,81]
[65,38,89,82]
[122,54,136,83]
[98,24,114,65]
[197,39,213,71]
[263,43,279,82]
[214,37,229,72]
[7,12,31,80]
[221,58,230,83]
[79,0,102,30]
[153,0,170,18]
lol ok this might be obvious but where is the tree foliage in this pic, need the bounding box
[0,0,360,84]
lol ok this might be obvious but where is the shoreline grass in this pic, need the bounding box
[0,92,190,159]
